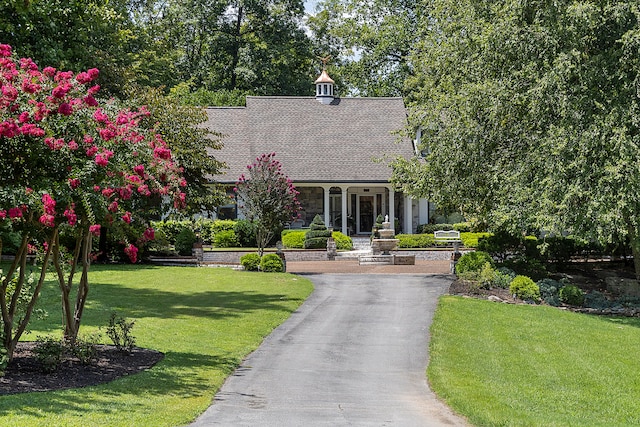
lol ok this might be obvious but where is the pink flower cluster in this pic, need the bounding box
[0,44,188,264]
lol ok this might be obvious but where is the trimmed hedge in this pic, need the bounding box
[397,234,435,248]
[332,232,353,251]
[304,215,332,249]
[282,231,306,248]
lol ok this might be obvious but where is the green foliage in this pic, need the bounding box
[106,312,136,354]
[34,336,64,373]
[234,220,257,247]
[152,220,193,244]
[455,251,494,275]
[235,153,301,256]
[240,253,261,271]
[503,257,548,282]
[417,223,453,234]
[460,232,491,248]
[282,231,306,249]
[68,334,99,365]
[213,230,239,248]
[260,254,284,273]
[537,279,564,307]
[174,228,197,256]
[559,285,585,307]
[304,215,332,249]
[453,222,471,232]
[397,234,436,248]
[538,236,578,267]
[332,232,353,251]
[509,276,541,302]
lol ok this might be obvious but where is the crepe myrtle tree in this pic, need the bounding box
[234,153,301,256]
[0,44,186,359]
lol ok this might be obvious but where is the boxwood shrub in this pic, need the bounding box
[282,231,306,248]
[332,232,353,250]
[240,253,261,271]
[397,234,435,248]
[260,253,284,272]
[559,284,585,306]
[213,229,239,248]
[304,215,332,249]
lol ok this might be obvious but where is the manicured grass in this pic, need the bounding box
[0,265,313,426]
[429,296,640,426]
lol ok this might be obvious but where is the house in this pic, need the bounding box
[203,69,430,235]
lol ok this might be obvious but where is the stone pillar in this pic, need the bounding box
[341,187,348,235]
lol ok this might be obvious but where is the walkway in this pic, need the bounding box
[189,272,469,426]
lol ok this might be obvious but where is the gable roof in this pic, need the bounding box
[204,96,414,184]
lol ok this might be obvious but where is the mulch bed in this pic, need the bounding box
[0,342,164,395]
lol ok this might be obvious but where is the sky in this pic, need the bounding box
[304,0,319,14]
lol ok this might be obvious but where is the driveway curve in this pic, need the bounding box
[190,273,468,426]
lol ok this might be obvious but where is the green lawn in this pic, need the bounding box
[429,296,640,426]
[1,265,313,426]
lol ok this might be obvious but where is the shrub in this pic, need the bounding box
[282,230,306,249]
[213,229,239,248]
[460,232,491,248]
[34,336,64,373]
[234,219,257,247]
[106,312,136,353]
[174,228,197,256]
[455,251,494,275]
[68,333,100,365]
[584,290,612,310]
[537,278,564,306]
[417,223,453,234]
[240,253,261,271]
[509,275,541,302]
[151,220,193,243]
[559,285,585,307]
[397,234,435,248]
[332,232,353,250]
[493,268,515,289]
[538,236,577,267]
[198,219,236,244]
[304,215,332,249]
[453,222,471,232]
[260,253,284,272]
[503,256,548,282]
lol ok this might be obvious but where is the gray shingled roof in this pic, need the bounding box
[204,96,414,184]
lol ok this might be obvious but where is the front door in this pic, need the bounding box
[358,195,374,234]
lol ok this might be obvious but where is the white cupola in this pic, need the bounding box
[315,69,335,104]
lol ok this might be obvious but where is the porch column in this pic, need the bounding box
[404,195,413,234]
[322,185,331,228]
[387,187,395,230]
[418,198,429,226]
[341,187,348,235]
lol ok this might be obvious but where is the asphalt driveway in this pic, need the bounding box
[189,273,468,426]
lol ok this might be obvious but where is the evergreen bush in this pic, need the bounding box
[260,253,284,272]
[282,230,306,248]
[240,253,261,271]
[234,220,257,247]
[213,229,239,248]
[559,285,585,307]
[332,232,353,250]
[455,251,494,274]
[174,228,197,256]
[304,215,332,249]
[509,275,541,302]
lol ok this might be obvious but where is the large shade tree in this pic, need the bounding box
[394,1,640,278]
[0,45,185,359]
